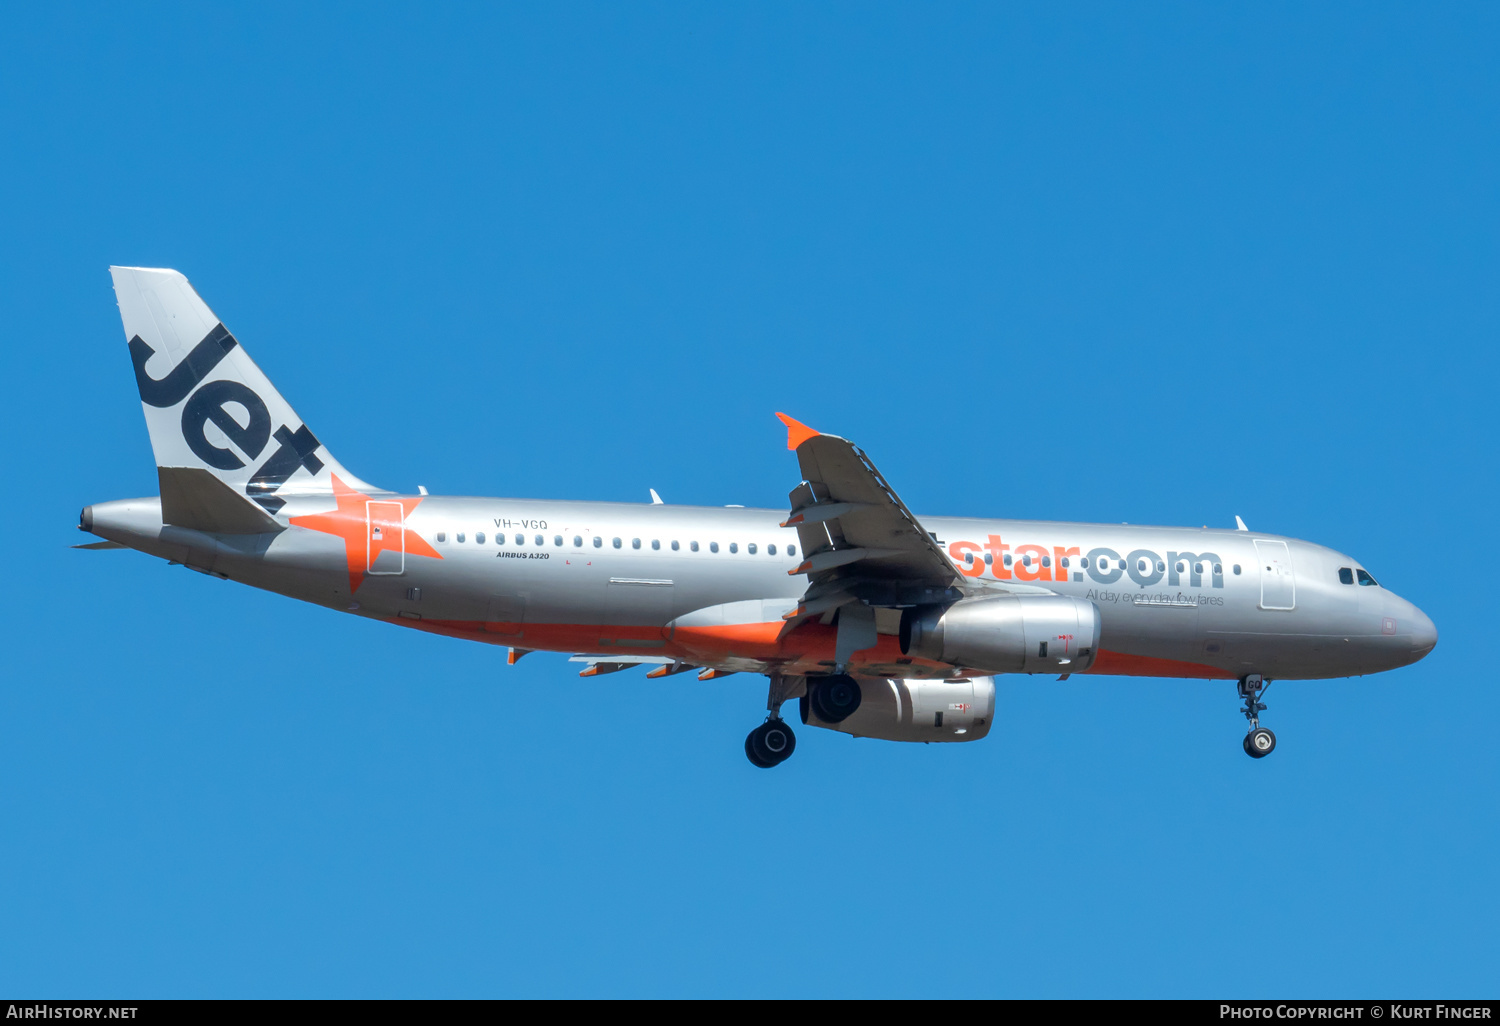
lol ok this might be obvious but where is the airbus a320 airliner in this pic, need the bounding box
[78,267,1437,766]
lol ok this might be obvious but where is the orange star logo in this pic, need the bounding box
[290,474,442,594]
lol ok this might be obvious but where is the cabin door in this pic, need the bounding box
[366,501,406,576]
[1254,539,1295,611]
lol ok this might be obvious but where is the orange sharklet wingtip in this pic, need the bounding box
[775,412,821,451]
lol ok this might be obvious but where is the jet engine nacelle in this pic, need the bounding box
[801,677,996,743]
[900,595,1102,675]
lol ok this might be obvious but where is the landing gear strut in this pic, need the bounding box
[1238,675,1276,759]
[745,673,802,769]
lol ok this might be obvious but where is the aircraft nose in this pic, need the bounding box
[1410,606,1438,660]
[1388,592,1437,663]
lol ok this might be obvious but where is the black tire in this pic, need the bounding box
[760,720,796,761]
[809,674,863,723]
[745,730,774,768]
[1245,727,1276,759]
[746,720,796,767]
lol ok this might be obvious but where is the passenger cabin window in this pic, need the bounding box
[457,532,466,543]
[1004,554,1013,567]
[1042,556,1051,568]
[515,534,524,545]
[652,539,660,550]
[612,537,622,548]
[574,536,582,547]
[554,535,563,546]
[671,540,680,551]
[1233,564,1242,575]
[710,542,719,553]
[984,552,993,565]
[436,532,447,543]
[593,536,602,548]
[534,534,544,546]
[729,542,738,554]
[767,544,776,555]
[787,545,796,557]
[748,543,757,554]
[496,533,504,544]
[1357,569,1379,587]
[632,538,641,549]
[475,532,485,544]
[1339,567,1354,585]
[1080,557,1089,569]
[690,541,699,552]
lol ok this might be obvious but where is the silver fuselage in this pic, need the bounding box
[84,494,1437,682]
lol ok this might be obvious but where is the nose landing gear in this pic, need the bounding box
[1238,675,1276,759]
[1244,727,1276,757]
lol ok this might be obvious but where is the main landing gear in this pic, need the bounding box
[1238,675,1276,759]
[744,673,866,768]
[745,673,800,769]
[745,719,796,768]
[805,674,862,724]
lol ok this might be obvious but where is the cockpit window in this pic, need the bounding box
[1356,569,1379,587]
[1338,567,1354,585]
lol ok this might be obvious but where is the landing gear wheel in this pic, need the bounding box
[745,719,797,768]
[808,674,863,723]
[1236,675,1276,759]
[1244,727,1276,759]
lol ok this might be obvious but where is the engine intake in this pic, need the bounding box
[801,677,995,743]
[900,595,1101,675]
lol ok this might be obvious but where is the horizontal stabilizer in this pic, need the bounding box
[159,466,285,535]
[72,540,126,550]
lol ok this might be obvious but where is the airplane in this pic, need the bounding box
[77,267,1438,767]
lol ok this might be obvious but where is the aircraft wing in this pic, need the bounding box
[777,413,963,617]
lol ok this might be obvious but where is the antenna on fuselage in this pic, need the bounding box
[1235,515,1249,531]
[649,489,664,505]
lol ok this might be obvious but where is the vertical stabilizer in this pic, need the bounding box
[110,266,380,515]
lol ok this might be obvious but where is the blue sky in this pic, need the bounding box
[1,2,1495,997]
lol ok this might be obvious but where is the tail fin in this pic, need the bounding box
[110,267,379,517]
